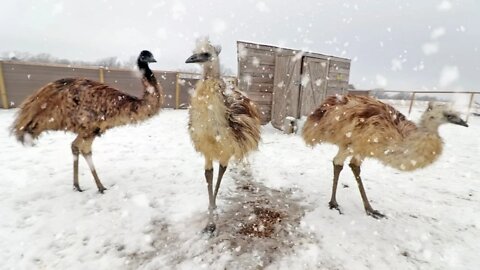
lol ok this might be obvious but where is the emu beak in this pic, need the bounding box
[450,117,468,127]
[148,57,157,63]
[455,119,468,127]
[185,53,209,63]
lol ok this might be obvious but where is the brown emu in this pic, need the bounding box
[12,50,163,193]
[185,38,261,232]
[302,95,468,218]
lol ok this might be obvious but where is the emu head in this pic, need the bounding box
[138,50,156,63]
[422,101,468,128]
[185,38,222,64]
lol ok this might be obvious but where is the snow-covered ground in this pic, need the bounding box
[1,101,479,270]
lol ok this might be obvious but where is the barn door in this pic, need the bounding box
[299,57,328,116]
[271,55,302,129]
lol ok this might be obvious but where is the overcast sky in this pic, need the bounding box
[1,0,479,91]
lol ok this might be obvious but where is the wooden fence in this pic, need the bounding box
[360,90,479,122]
[0,60,236,110]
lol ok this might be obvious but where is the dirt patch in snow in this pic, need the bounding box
[124,164,316,269]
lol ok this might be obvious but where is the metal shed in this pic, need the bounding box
[237,41,351,129]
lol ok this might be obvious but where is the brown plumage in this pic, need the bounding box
[302,94,468,218]
[12,50,163,193]
[186,38,261,232]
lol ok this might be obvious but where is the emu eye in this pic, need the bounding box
[444,113,455,120]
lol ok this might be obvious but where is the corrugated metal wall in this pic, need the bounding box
[0,61,203,110]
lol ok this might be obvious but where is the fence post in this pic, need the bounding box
[175,73,180,109]
[465,92,475,122]
[408,92,416,115]
[0,62,9,109]
[99,67,105,83]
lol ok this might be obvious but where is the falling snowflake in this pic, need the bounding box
[256,1,270,13]
[431,27,446,39]
[422,42,439,56]
[439,66,459,87]
[212,18,227,34]
[437,0,452,11]
[376,75,388,87]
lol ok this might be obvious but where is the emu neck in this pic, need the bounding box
[203,58,220,79]
[418,115,441,134]
[138,61,157,88]
[382,128,443,171]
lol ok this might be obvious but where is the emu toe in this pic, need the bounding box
[73,185,83,192]
[203,223,217,234]
[98,187,107,194]
[366,209,386,219]
[328,201,343,214]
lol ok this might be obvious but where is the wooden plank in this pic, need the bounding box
[175,73,180,109]
[241,65,275,75]
[328,66,350,74]
[271,55,301,129]
[326,86,348,95]
[245,92,273,105]
[239,62,275,71]
[328,72,349,82]
[0,62,9,108]
[239,75,274,84]
[326,80,349,88]
[329,61,351,69]
[240,51,276,60]
[299,57,328,116]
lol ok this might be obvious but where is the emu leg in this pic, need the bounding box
[204,168,216,233]
[83,153,107,193]
[348,163,385,219]
[80,137,107,193]
[329,162,343,214]
[329,148,348,213]
[71,136,82,192]
[213,163,227,205]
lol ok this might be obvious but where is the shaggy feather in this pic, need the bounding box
[302,95,448,171]
[12,75,163,143]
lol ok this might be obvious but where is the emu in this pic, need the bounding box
[302,95,468,218]
[12,50,163,193]
[185,38,261,232]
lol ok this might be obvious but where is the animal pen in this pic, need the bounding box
[0,61,231,110]
[236,41,351,129]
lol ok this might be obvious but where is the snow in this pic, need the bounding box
[437,0,453,11]
[430,27,446,40]
[375,75,388,87]
[1,103,479,269]
[439,66,459,88]
[422,42,439,56]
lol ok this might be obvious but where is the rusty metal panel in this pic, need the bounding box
[177,77,197,108]
[1,61,183,109]
[103,69,143,98]
[155,71,177,108]
[2,62,99,107]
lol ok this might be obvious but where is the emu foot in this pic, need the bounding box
[73,185,83,192]
[202,223,217,235]
[366,208,386,219]
[97,187,107,194]
[328,201,343,214]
